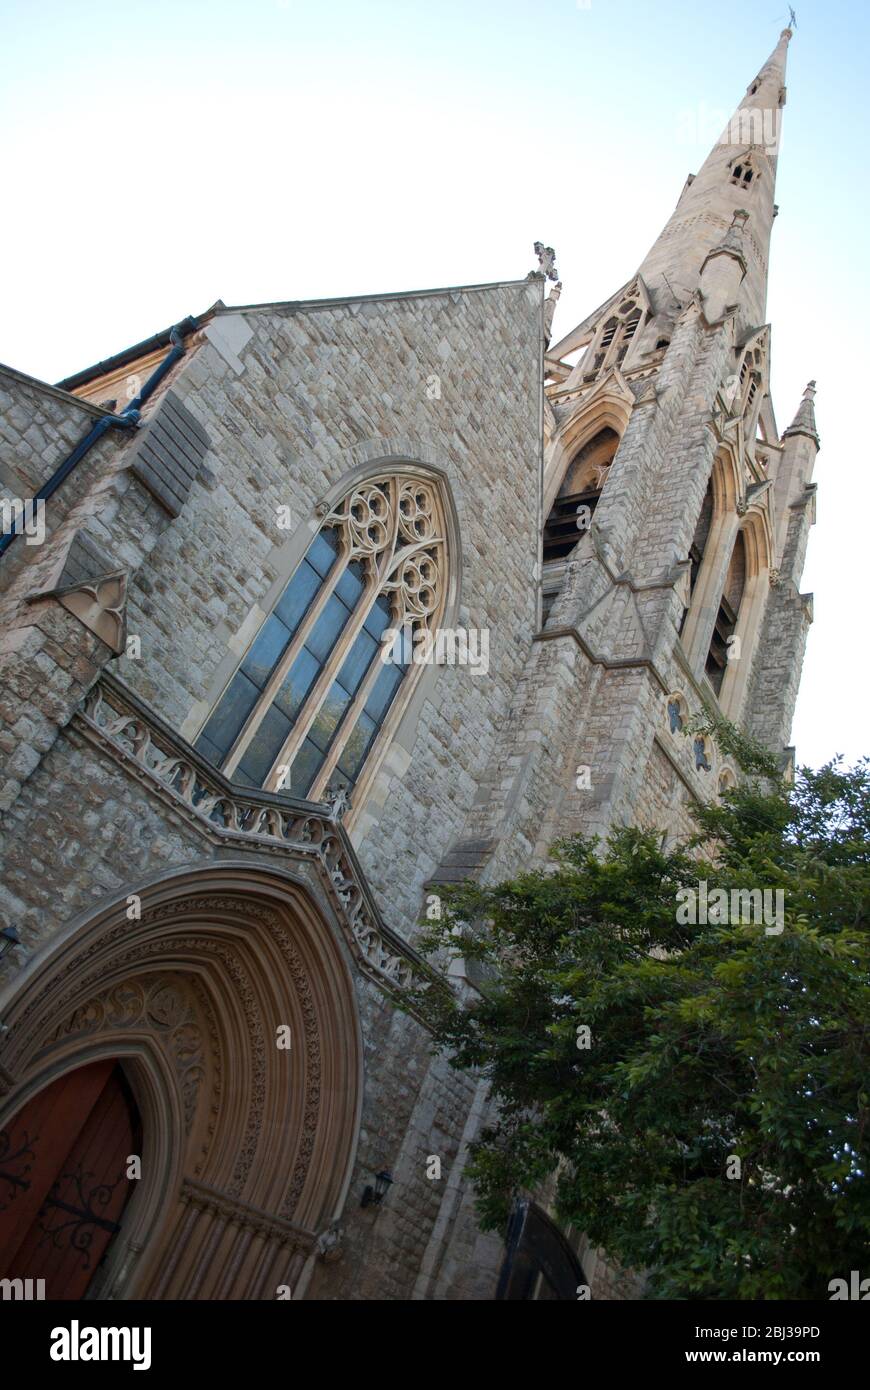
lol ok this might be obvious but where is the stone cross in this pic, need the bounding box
[530,242,559,282]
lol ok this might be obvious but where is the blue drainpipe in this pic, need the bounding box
[0,316,198,561]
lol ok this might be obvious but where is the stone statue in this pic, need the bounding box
[326,784,351,823]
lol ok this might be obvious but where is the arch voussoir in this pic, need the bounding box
[0,865,362,1300]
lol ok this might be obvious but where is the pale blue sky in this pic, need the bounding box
[1,0,866,770]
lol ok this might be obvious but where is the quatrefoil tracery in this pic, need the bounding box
[326,475,446,637]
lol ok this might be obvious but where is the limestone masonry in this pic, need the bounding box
[0,27,819,1299]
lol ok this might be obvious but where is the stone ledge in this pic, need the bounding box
[73,673,443,1009]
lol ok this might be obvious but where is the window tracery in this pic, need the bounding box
[195,473,448,804]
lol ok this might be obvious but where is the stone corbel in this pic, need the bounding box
[28,571,128,654]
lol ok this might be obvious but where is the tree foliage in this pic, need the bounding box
[409,754,870,1299]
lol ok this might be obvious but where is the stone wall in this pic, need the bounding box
[0,281,544,1301]
[114,285,543,944]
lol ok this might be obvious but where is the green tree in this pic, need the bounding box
[409,752,870,1299]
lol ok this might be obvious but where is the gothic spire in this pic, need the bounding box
[636,27,793,328]
[783,379,820,445]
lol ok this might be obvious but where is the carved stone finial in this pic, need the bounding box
[528,242,559,282]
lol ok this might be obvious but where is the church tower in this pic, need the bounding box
[455,27,819,882]
[0,22,825,1305]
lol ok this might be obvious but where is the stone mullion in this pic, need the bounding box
[308,533,447,800]
[260,488,406,791]
[222,551,352,777]
[307,633,392,800]
[261,572,381,792]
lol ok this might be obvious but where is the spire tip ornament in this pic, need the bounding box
[528,242,559,282]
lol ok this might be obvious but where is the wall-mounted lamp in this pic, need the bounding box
[0,926,21,961]
[361,1169,393,1209]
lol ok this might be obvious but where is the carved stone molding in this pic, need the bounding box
[180,1177,317,1254]
[74,675,438,1003]
[29,571,128,654]
[323,473,445,636]
[48,974,206,1132]
[0,865,363,1295]
[9,903,321,1211]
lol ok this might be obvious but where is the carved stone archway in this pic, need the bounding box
[0,866,363,1300]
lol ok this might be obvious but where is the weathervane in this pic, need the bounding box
[788,7,797,28]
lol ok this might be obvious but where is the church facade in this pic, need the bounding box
[0,27,819,1300]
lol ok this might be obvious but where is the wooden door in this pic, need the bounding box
[0,1060,142,1299]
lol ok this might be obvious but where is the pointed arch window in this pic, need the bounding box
[735,349,763,419]
[730,159,754,188]
[195,474,448,802]
[600,317,619,349]
[584,300,646,380]
[616,307,642,363]
[542,427,617,565]
[680,479,714,634]
[705,530,746,694]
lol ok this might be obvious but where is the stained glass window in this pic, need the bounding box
[195,474,447,807]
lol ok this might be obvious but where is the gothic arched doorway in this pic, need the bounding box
[0,863,364,1299]
[0,1060,141,1299]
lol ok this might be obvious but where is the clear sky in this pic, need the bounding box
[1,0,867,771]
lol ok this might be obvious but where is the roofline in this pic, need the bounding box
[54,304,223,392]
[0,361,112,417]
[222,277,536,315]
[52,277,536,394]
